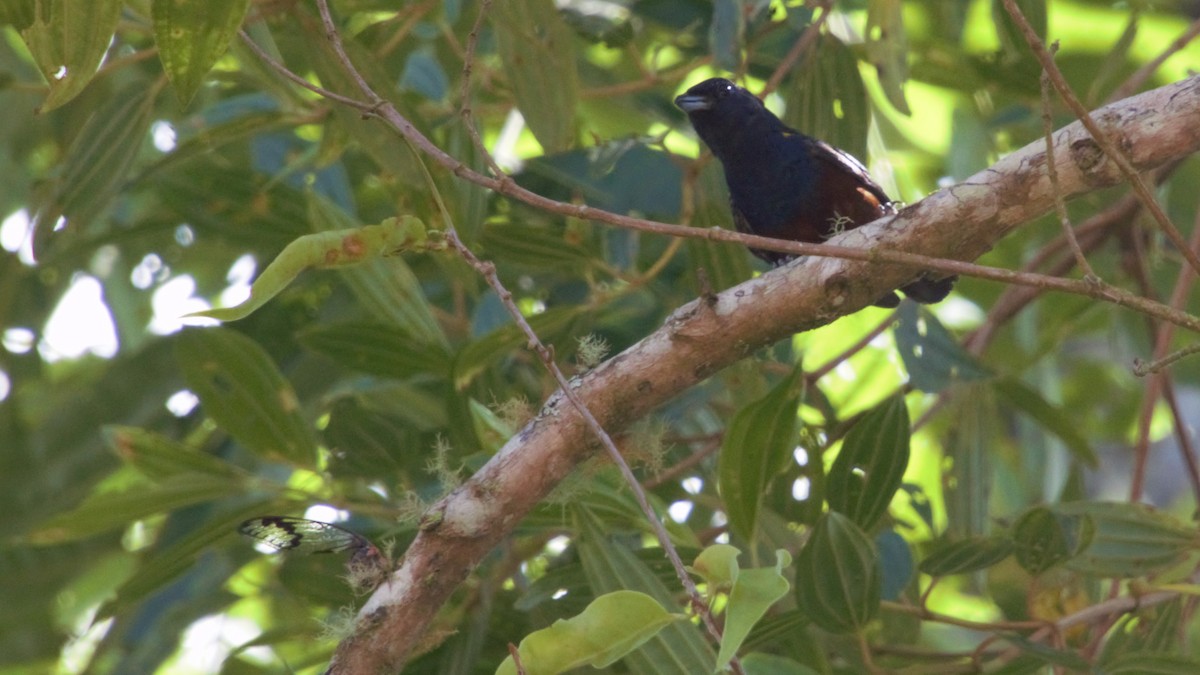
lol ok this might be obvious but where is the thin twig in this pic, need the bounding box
[1130,204,1200,501]
[458,0,507,179]
[1039,42,1097,281]
[761,0,833,97]
[445,231,740,672]
[1134,344,1200,376]
[237,30,370,110]
[1109,16,1200,103]
[1002,0,1200,278]
[643,437,722,489]
[808,309,899,381]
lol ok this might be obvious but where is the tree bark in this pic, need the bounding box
[329,74,1200,673]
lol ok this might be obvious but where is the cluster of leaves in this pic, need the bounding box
[3,0,1200,674]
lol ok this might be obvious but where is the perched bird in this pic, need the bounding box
[674,77,954,307]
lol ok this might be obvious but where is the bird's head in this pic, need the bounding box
[674,78,778,152]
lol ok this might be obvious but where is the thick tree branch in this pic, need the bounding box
[328,75,1200,672]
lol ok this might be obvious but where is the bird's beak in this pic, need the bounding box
[674,93,711,112]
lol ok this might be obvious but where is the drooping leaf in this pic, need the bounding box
[190,217,440,321]
[32,82,157,255]
[297,321,451,380]
[919,536,1014,576]
[1102,652,1200,675]
[784,33,870,161]
[103,426,241,481]
[711,548,793,672]
[575,506,715,673]
[0,0,34,28]
[307,195,447,346]
[794,512,881,634]
[995,377,1097,466]
[20,0,123,111]
[175,327,317,465]
[496,590,682,675]
[468,398,516,455]
[719,367,804,541]
[491,0,579,152]
[708,0,744,72]
[1053,502,1198,578]
[400,49,449,101]
[865,0,910,114]
[894,303,992,393]
[29,474,246,544]
[152,0,251,106]
[453,306,584,390]
[99,502,276,618]
[481,222,594,269]
[826,393,910,530]
[1011,506,1092,576]
[740,652,821,675]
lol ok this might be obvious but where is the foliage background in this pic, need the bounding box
[2,0,1200,673]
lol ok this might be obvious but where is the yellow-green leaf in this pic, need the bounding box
[826,393,910,530]
[190,217,439,322]
[152,0,251,106]
[491,0,578,152]
[103,426,241,481]
[719,367,805,541]
[175,327,317,465]
[496,591,682,675]
[20,0,122,111]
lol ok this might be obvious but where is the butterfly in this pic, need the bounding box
[238,516,391,593]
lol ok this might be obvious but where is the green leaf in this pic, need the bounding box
[690,543,741,590]
[919,536,1014,576]
[191,217,440,321]
[297,321,451,380]
[175,327,317,465]
[20,0,123,111]
[0,0,34,29]
[453,306,583,390]
[794,512,881,634]
[1011,506,1092,575]
[152,0,250,106]
[717,549,793,672]
[1103,652,1200,674]
[307,195,447,346]
[1002,634,1090,671]
[575,506,715,672]
[894,304,992,393]
[103,426,242,481]
[400,49,449,101]
[29,474,245,544]
[468,399,516,455]
[708,0,744,72]
[496,590,682,675]
[741,653,821,675]
[866,0,910,115]
[994,377,1097,466]
[481,222,594,269]
[826,393,910,530]
[100,502,275,618]
[784,33,870,161]
[1053,502,1198,578]
[491,0,578,152]
[33,82,157,255]
[719,367,805,541]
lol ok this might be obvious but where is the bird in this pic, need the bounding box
[674,77,955,307]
